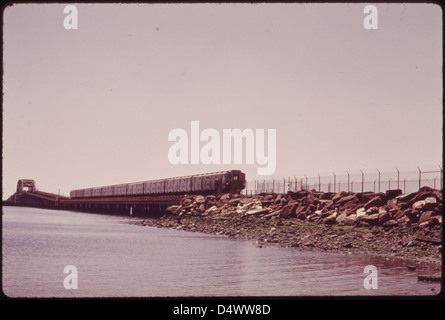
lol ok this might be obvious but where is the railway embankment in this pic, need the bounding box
[139,187,442,268]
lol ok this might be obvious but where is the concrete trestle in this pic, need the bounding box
[60,194,183,216]
[5,188,183,217]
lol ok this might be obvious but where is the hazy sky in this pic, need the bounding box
[2,3,442,198]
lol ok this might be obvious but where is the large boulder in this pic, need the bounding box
[296,210,307,220]
[406,191,440,207]
[336,195,359,207]
[418,211,437,225]
[382,219,398,228]
[322,214,337,225]
[181,197,194,207]
[391,210,404,220]
[332,191,348,204]
[194,195,205,204]
[378,210,391,224]
[396,192,417,204]
[423,197,438,211]
[336,211,347,225]
[386,198,399,211]
[216,194,231,207]
[358,213,380,226]
[385,189,403,200]
[288,190,310,200]
[404,209,418,222]
[246,208,270,216]
[204,205,221,215]
[412,200,426,211]
[365,206,379,215]
[392,210,410,223]
[360,192,381,203]
[356,207,366,218]
[343,214,357,225]
[319,199,334,210]
[279,203,298,218]
[166,205,182,215]
[364,196,384,210]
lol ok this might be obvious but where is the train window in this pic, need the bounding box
[234,176,238,180]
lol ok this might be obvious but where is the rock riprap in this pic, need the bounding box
[139,187,442,266]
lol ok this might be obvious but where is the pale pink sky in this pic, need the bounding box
[2,3,442,198]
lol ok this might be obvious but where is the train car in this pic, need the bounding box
[92,187,102,198]
[180,177,192,193]
[190,171,245,194]
[224,170,245,194]
[173,177,182,194]
[154,180,165,194]
[113,184,127,197]
[191,175,203,193]
[164,178,172,194]
[203,173,218,192]
[127,182,144,196]
[143,180,152,195]
[102,186,113,197]
[84,188,93,198]
[69,170,246,199]
[203,170,245,194]
[127,183,134,196]
[70,189,80,199]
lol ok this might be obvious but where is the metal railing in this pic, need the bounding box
[244,166,443,195]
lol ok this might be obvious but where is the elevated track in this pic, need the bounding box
[5,189,183,217]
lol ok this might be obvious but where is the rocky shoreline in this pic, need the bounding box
[137,187,443,272]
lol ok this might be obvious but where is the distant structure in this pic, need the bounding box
[5,179,64,208]
[17,179,36,193]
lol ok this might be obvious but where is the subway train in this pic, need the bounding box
[70,170,246,199]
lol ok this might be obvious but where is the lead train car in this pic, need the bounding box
[70,170,245,199]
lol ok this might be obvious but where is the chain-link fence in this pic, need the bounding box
[244,166,443,195]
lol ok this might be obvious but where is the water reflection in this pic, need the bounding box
[2,206,440,297]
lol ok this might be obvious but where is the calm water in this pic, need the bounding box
[2,206,441,297]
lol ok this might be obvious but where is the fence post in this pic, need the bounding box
[417,166,421,190]
[389,178,392,191]
[360,170,364,193]
[396,168,400,190]
[377,169,381,193]
[318,173,321,192]
[346,171,350,193]
[333,172,336,193]
[403,177,406,194]
[439,165,443,191]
